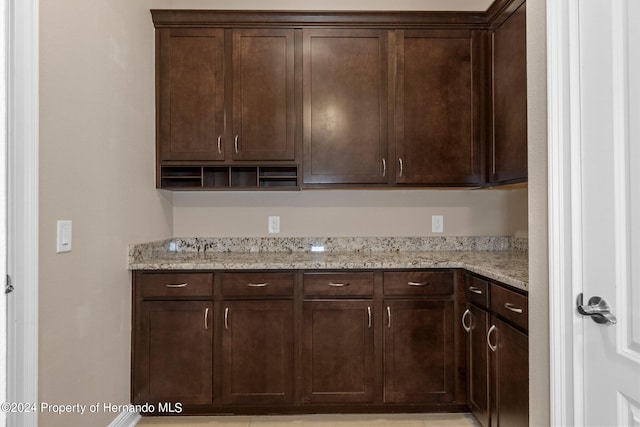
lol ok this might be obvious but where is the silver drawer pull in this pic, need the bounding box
[204,308,209,330]
[328,282,350,287]
[367,306,372,328]
[487,324,497,352]
[165,283,188,288]
[408,281,429,286]
[462,309,471,332]
[504,302,523,314]
[468,286,483,294]
[224,307,229,330]
[387,306,391,328]
[248,282,269,287]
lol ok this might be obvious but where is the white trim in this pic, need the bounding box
[6,0,39,426]
[107,411,142,427]
[547,0,586,425]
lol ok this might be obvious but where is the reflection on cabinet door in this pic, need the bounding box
[222,300,294,405]
[384,299,455,404]
[302,300,375,403]
[303,29,389,185]
[134,301,213,405]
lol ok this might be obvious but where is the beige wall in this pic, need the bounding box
[173,189,526,237]
[39,0,172,426]
[525,0,549,425]
[38,1,541,426]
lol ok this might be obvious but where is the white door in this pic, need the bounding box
[549,0,640,425]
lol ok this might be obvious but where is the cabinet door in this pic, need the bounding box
[490,317,529,427]
[222,300,294,405]
[133,301,213,405]
[395,30,481,185]
[384,299,455,403]
[303,29,389,184]
[158,28,225,161]
[489,2,527,183]
[232,29,296,161]
[466,304,490,427]
[302,300,375,403]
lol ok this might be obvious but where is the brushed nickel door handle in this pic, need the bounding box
[165,283,188,288]
[367,306,372,328]
[204,307,209,330]
[217,136,222,154]
[247,282,269,287]
[224,307,229,330]
[234,135,239,154]
[504,302,524,314]
[468,286,483,294]
[387,306,391,328]
[408,281,430,286]
[328,282,350,287]
[398,158,404,177]
[382,158,387,177]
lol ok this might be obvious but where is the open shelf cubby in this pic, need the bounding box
[160,165,299,190]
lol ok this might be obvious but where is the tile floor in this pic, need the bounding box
[136,413,481,427]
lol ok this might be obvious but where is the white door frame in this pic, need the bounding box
[6,0,39,426]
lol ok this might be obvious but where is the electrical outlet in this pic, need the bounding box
[431,215,444,233]
[268,216,280,234]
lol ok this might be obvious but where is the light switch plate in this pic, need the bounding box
[56,220,72,253]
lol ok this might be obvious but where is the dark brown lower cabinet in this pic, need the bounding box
[302,300,375,404]
[133,301,213,405]
[466,303,490,427]
[383,299,455,404]
[490,317,529,427]
[463,274,529,427]
[222,300,294,405]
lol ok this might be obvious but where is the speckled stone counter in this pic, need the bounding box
[129,237,528,292]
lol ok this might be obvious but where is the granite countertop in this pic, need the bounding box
[129,237,529,292]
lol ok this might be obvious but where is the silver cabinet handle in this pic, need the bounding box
[165,283,188,288]
[367,306,372,328]
[504,302,523,314]
[387,306,391,328]
[468,286,483,294]
[398,158,404,177]
[204,307,209,330]
[248,282,269,287]
[234,135,239,154]
[382,158,386,177]
[217,136,222,154]
[462,309,471,332]
[328,282,350,287]
[224,307,229,330]
[408,281,429,287]
[487,325,497,352]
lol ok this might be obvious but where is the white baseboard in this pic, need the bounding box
[108,411,141,427]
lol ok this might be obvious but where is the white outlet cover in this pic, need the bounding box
[431,215,444,233]
[268,216,280,234]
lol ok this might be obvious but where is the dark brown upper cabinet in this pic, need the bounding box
[395,30,482,186]
[231,29,296,161]
[156,27,295,163]
[157,28,225,162]
[302,29,389,185]
[488,1,528,184]
[152,2,528,190]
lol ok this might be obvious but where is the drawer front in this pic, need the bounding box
[383,271,453,296]
[466,275,489,309]
[491,284,528,332]
[221,272,294,297]
[137,272,213,297]
[303,272,374,297]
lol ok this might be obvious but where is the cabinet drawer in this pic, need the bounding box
[137,272,213,297]
[466,275,489,309]
[303,272,374,297]
[491,284,528,332]
[383,271,453,296]
[221,272,294,297]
